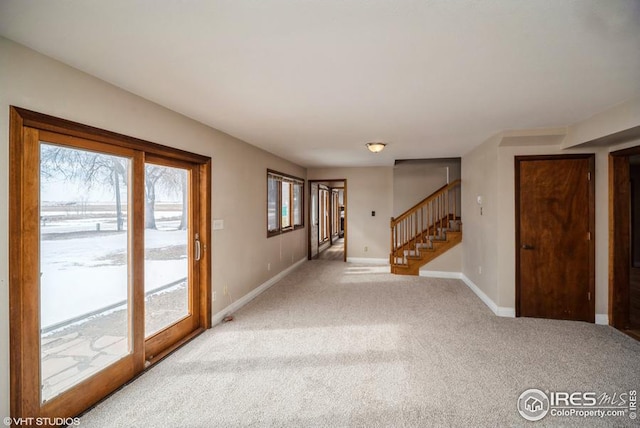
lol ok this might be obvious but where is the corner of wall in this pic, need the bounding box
[563,96,640,149]
[461,134,500,305]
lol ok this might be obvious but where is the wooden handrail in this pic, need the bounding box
[391,179,461,226]
[389,179,461,273]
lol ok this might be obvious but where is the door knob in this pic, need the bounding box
[521,244,534,250]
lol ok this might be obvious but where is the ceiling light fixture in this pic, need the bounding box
[366,142,386,153]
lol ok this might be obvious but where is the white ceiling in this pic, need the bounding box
[1,0,639,167]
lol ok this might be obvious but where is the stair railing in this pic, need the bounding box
[390,179,461,265]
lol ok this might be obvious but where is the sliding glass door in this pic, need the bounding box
[9,107,211,421]
[38,134,137,408]
[143,158,200,360]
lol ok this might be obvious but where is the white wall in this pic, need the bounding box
[421,244,462,273]
[0,37,307,418]
[307,167,392,260]
[392,159,461,217]
[563,97,640,149]
[462,108,640,319]
[461,135,500,304]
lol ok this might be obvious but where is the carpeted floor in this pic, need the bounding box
[80,260,640,427]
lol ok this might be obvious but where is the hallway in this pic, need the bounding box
[318,238,344,261]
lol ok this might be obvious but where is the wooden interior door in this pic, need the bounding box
[629,161,640,329]
[610,150,640,337]
[516,155,595,322]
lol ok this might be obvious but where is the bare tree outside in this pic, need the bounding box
[178,173,188,230]
[41,144,128,231]
[38,143,190,400]
[144,165,188,230]
[41,146,189,231]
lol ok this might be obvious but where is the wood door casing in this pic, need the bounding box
[9,106,212,422]
[515,155,595,322]
[308,179,348,262]
[610,154,631,328]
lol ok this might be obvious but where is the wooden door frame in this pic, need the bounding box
[329,188,338,244]
[318,185,330,244]
[330,186,344,245]
[9,106,212,419]
[514,154,596,321]
[308,179,347,262]
[609,145,640,332]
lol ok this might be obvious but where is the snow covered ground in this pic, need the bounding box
[40,213,188,329]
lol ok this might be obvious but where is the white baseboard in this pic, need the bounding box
[346,257,389,265]
[459,273,498,315]
[496,307,516,318]
[595,314,609,325]
[212,257,307,325]
[418,270,514,317]
[459,274,515,318]
[419,270,463,280]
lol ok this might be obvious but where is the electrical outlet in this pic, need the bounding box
[224,285,228,295]
[267,263,271,271]
[478,266,482,275]
[213,291,216,302]
[364,246,368,252]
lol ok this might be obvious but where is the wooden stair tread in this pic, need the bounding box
[389,180,462,276]
[391,231,462,276]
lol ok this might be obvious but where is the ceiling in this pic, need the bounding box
[1,0,639,167]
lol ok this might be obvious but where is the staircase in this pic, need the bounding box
[390,179,462,275]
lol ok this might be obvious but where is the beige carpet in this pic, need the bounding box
[80,260,640,427]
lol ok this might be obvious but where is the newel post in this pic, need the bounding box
[390,217,395,264]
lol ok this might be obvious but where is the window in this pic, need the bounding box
[267,169,304,236]
[282,181,291,228]
[9,107,212,421]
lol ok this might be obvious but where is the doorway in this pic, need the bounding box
[515,154,595,322]
[308,179,347,261]
[610,147,640,340]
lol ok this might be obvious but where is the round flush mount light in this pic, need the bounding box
[366,142,386,153]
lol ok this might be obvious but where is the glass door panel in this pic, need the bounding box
[144,164,190,338]
[39,142,131,403]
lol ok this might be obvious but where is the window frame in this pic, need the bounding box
[267,169,304,237]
